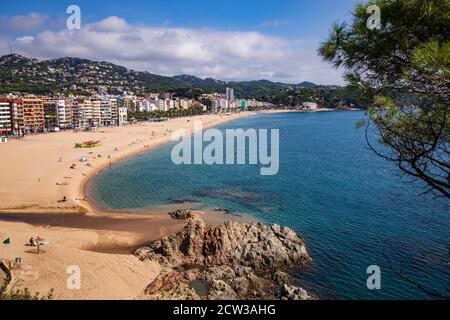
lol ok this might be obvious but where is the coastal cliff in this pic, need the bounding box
[136,216,313,300]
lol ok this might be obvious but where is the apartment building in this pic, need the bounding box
[90,99,101,127]
[100,99,112,126]
[110,98,118,126]
[210,99,220,112]
[138,99,157,112]
[226,87,235,101]
[44,99,59,130]
[123,96,137,112]
[219,99,229,111]
[157,99,167,112]
[71,98,85,129]
[118,107,128,126]
[56,99,73,129]
[22,97,44,132]
[70,97,122,129]
[10,99,23,135]
[179,99,192,110]
[98,98,118,126]
[0,101,12,135]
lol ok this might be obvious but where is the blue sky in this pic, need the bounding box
[0,0,360,84]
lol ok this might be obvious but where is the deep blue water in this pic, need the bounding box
[87,112,449,300]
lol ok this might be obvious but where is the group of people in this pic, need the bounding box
[29,236,46,247]
[28,236,51,254]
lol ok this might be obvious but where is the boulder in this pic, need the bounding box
[168,210,193,220]
[281,284,311,300]
[209,280,238,300]
[138,216,311,271]
[137,216,313,300]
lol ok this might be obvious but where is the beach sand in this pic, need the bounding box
[0,112,254,299]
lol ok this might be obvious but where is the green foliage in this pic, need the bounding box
[128,105,207,121]
[263,86,368,108]
[0,273,54,300]
[319,0,450,198]
[171,87,213,99]
[0,287,54,300]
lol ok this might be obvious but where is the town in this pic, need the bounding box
[0,87,280,138]
[0,86,324,140]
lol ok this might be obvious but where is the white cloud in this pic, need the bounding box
[0,13,49,32]
[91,16,130,32]
[16,36,35,44]
[8,16,343,85]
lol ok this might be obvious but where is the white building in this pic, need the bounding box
[157,99,167,112]
[110,98,118,126]
[219,99,229,111]
[72,99,101,129]
[138,99,159,112]
[166,99,175,111]
[226,88,235,101]
[90,99,101,127]
[118,107,128,126]
[179,99,192,110]
[0,102,12,135]
[56,100,73,129]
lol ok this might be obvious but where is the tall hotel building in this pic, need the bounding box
[226,87,235,101]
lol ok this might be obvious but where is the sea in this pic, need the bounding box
[86,111,449,300]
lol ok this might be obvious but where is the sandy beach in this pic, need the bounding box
[0,112,254,299]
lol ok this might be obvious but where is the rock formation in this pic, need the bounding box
[168,210,193,220]
[136,216,313,300]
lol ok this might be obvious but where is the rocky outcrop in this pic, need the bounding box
[136,216,313,300]
[168,210,193,220]
[281,284,312,300]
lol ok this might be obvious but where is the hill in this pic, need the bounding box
[0,54,318,98]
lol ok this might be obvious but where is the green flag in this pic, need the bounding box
[3,238,10,245]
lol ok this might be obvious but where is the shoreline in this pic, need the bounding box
[0,111,256,216]
[0,111,262,299]
[0,109,319,299]
[79,112,256,216]
[81,109,361,214]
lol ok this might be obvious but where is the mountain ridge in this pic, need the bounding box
[0,54,319,97]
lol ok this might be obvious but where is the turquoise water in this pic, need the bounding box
[87,112,449,300]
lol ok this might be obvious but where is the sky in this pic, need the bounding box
[0,0,359,85]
